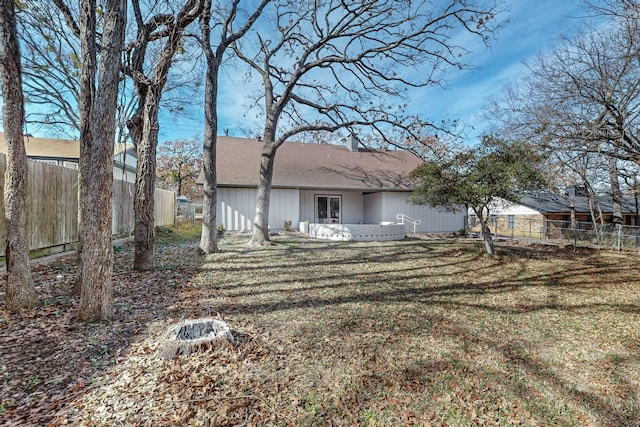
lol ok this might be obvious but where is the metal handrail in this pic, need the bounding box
[396,214,421,235]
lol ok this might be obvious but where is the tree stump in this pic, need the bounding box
[159,318,234,359]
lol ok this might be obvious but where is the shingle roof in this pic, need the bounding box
[0,133,135,160]
[0,133,79,160]
[207,136,422,191]
[519,191,637,214]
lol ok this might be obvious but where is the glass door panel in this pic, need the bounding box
[329,197,340,223]
[316,195,341,224]
[317,196,328,223]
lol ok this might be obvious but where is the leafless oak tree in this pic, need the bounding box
[198,0,269,254]
[233,0,504,245]
[124,0,204,270]
[75,0,127,321]
[492,3,640,230]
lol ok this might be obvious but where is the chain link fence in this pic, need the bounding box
[469,215,640,251]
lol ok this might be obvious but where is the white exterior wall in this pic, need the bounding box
[491,199,540,215]
[341,191,364,223]
[299,189,364,224]
[363,192,383,224]
[218,187,300,231]
[299,190,314,223]
[271,189,300,229]
[468,198,541,217]
[381,192,465,233]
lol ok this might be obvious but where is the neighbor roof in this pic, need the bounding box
[0,133,79,160]
[519,191,637,214]
[200,136,422,191]
[0,133,134,161]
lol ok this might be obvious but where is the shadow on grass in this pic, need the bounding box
[189,237,640,425]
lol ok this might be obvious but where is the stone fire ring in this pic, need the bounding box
[159,317,234,359]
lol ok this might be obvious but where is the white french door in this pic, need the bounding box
[316,195,341,224]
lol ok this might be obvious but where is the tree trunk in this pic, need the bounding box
[127,0,204,269]
[249,141,278,246]
[635,177,640,226]
[133,92,160,271]
[569,202,576,229]
[608,156,623,225]
[198,0,268,252]
[1,0,39,311]
[481,220,495,255]
[76,0,126,321]
[199,17,219,254]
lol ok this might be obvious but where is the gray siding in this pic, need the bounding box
[218,187,299,231]
[381,192,465,233]
[363,192,383,224]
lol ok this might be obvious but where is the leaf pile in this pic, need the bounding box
[1,232,639,426]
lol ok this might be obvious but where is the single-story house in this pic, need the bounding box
[0,133,137,183]
[196,136,465,237]
[468,187,639,237]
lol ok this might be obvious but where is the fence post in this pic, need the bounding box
[528,218,532,244]
[573,221,577,253]
[616,224,622,252]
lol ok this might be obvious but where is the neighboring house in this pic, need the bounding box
[468,187,639,237]
[196,136,465,234]
[0,133,137,183]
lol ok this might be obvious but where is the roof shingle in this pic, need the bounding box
[207,136,422,191]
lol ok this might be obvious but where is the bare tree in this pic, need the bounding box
[232,0,503,245]
[489,3,640,234]
[496,7,640,166]
[608,155,624,225]
[1,0,40,311]
[75,0,126,321]
[198,0,269,254]
[619,163,640,224]
[18,1,201,140]
[16,0,81,137]
[124,0,204,271]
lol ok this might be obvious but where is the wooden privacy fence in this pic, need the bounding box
[112,179,176,236]
[0,155,176,255]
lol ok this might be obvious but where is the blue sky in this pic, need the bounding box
[158,0,594,146]
[0,1,594,145]
[412,0,592,140]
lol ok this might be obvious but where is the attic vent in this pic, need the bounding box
[348,134,359,152]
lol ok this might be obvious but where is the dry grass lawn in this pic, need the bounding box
[2,226,639,426]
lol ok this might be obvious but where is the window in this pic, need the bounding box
[469,215,477,227]
[508,215,515,230]
[315,195,341,224]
